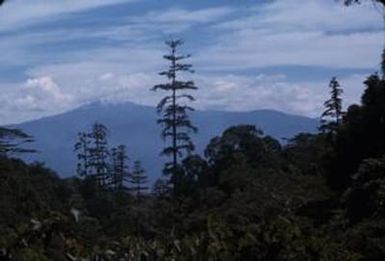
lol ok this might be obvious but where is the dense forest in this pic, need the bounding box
[1,0,385,260]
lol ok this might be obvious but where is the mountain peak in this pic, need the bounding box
[15,102,318,181]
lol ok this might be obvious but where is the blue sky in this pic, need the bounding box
[0,0,383,124]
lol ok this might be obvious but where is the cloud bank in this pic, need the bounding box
[0,0,382,124]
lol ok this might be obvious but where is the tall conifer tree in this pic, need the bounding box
[75,122,110,187]
[152,39,198,192]
[320,77,343,133]
[75,131,90,177]
[111,145,128,190]
[88,122,110,186]
[381,48,385,78]
[128,160,148,201]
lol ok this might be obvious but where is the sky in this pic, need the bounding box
[0,0,383,125]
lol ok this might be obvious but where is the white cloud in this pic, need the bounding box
[113,6,235,36]
[198,0,384,70]
[141,7,234,23]
[0,0,135,31]
[16,76,72,112]
[0,76,73,123]
[26,61,164,107]
[194,74,323,115]
[215,0,382,32]
[196,30,383,70]
[194,72,367,117]
[217,0,382,32]
[0,66,372,125]
[23,76,71,106]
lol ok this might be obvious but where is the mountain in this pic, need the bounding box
[13,101,318,182]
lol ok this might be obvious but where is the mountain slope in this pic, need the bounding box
[14,101,318,182]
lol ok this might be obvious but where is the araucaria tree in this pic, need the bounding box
[152,39,198,191]
[111,145,129,190]
[128,160,148,200]
[75,131,90,177]
[320,77,343,133]
[75,122,111,187]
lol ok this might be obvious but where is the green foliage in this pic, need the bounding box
[205,125,281,177]
[343,155,385,223]
[283,133,332,176]
[0,157,72,259]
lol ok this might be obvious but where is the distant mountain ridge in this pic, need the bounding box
[13,101,319,182]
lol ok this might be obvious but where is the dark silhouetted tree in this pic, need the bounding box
[182,154,209,186]
[381,48,385,78]
[0,127,35,156]
[204,125,282,193]
[320,77,343,134]
[88,123,110,186]
[128,160,148,201]
[344,0,385,6]
[75,122,110,187]
[152,178,170,198]
[180,154,210,200]
[75,131,90,177]
[343,155,385,223]
[283,133,330,176]
[205,125,281,173]
[325,73,385,191]
[152,39,198,193]
[111,145,128,190]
